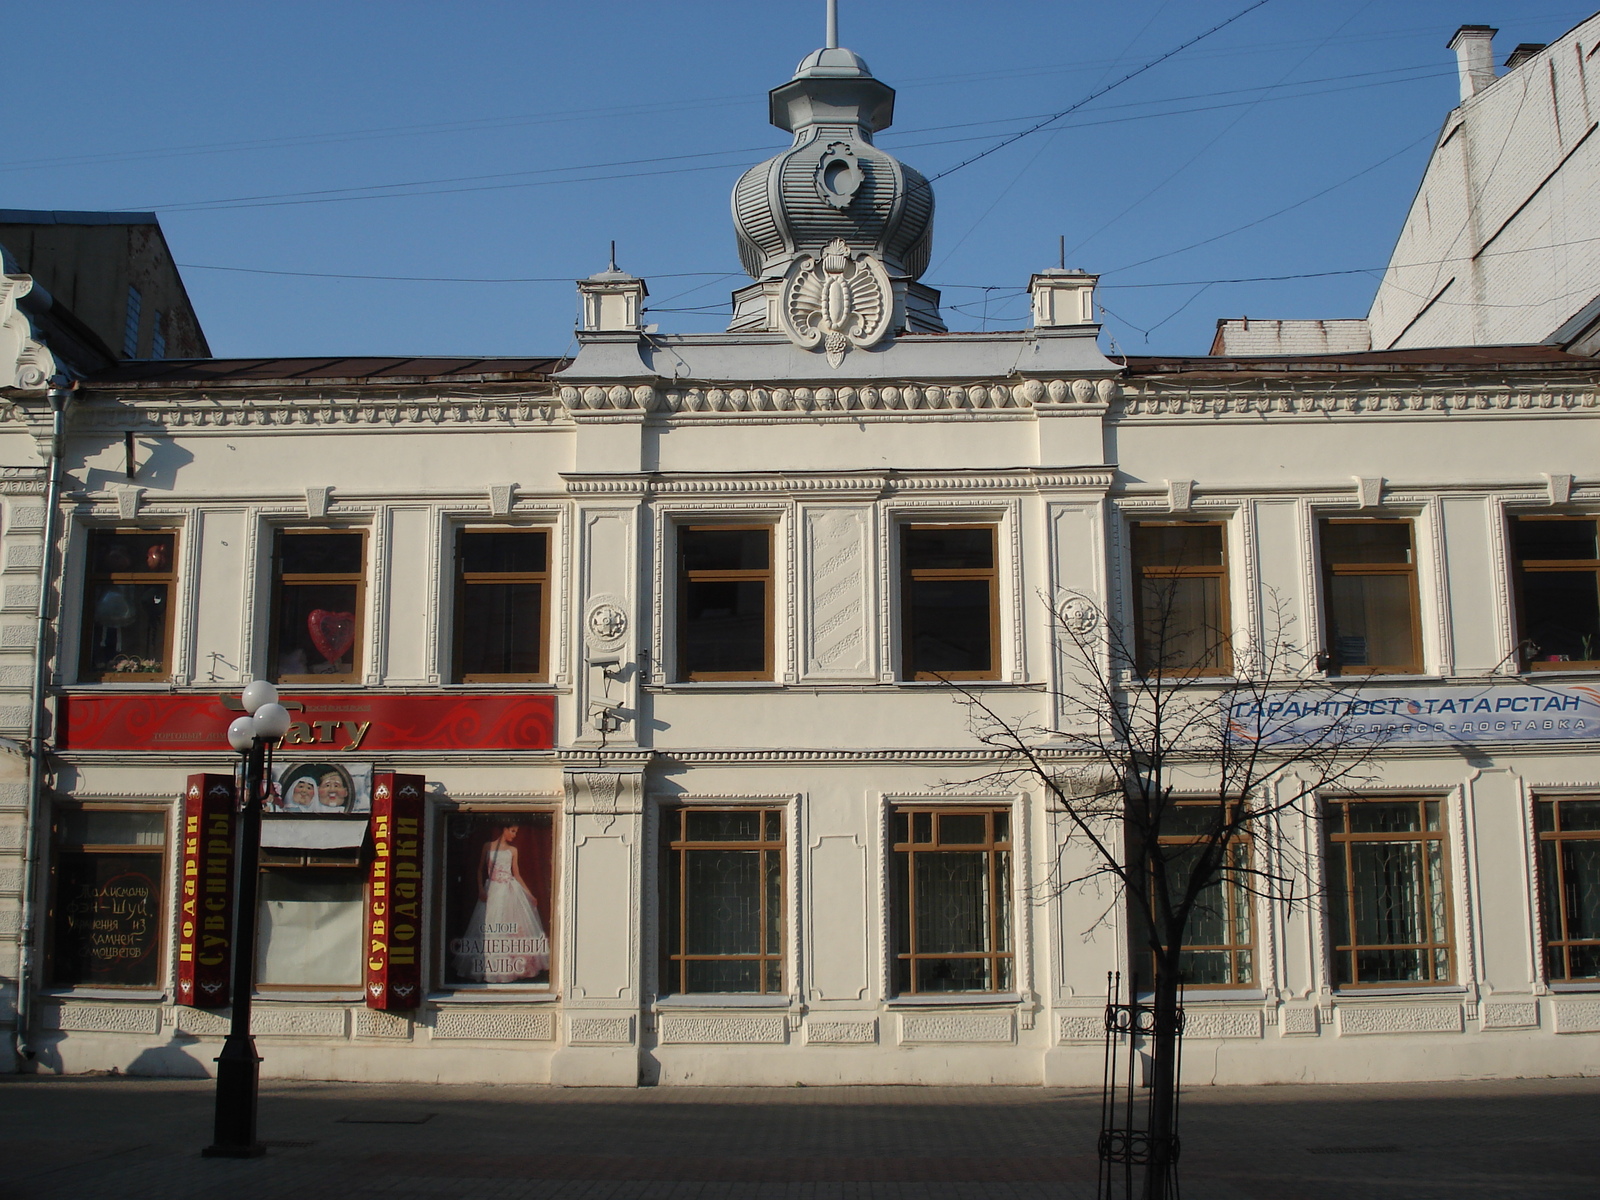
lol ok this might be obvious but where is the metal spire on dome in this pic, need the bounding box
[826,0,838,49]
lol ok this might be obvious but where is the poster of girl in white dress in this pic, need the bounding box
[443,812,552,986]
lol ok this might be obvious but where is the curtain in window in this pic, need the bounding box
[257,871,364,986]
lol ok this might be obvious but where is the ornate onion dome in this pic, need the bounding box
[729,44,944,348]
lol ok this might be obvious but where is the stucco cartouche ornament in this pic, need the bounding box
[780,238,893,367]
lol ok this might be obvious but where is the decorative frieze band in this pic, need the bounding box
[559,378,1118,415]
[39,397,561,433]
[1114,383,1600,421]
[564,469,1113,498]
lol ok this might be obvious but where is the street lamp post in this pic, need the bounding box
[203,680,291,1159]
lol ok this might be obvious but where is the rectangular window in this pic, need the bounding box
[47,805,166,988]
[123,285,142,358]
[441,811,554,988]
[678,525,772,681]
[271,529,365,683]
[1320,520,1421,675]
[1142,804,1254,988]
[1130,522,1230,675]
[150,311,166,361]
[892,807,1013,994]
[455,530,550,682]
[662,807,784,994]
[78,528,178,681]
[1513,517,1600,670]
[1325,798,1452,988]
[901,525,999,680]
[256,819,368,990]
[1536,796,1600,982]
[256,869,366,988]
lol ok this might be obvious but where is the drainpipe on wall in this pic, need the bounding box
[14,383,71,1067]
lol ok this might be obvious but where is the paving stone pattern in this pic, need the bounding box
[1,1076,1597,1200]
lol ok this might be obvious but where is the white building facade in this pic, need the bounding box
[0,33,1598,1088]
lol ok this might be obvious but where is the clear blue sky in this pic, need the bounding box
[14,1,1595,358]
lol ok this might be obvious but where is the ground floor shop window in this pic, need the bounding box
[1536,795,1600,982]
[257,824,368,989]
[662,807,784,994]
[48,805,166,988]
[892,806,1013,994]
[1325,797,1453,987]
[1141,803,1254,988]
[442,811,553,987]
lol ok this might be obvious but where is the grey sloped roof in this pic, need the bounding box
[86,356,567,388]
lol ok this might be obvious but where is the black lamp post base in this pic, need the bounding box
[201,1143,267,1159]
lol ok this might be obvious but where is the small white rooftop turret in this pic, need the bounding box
[1029,268,1097,329]
[577,248,648,332]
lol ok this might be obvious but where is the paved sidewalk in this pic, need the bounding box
[2,1074,1597,1200]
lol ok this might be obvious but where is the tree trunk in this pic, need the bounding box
[1141,948,1183,1200]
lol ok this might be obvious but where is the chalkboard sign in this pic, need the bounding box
[51,853,162,987]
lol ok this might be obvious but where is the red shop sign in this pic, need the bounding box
[59,692,555,753]
[176,773,235,1008]
[367,772,425,1010]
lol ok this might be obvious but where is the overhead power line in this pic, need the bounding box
[180,229,1600,292]
[141,64,1453,215]
[928,0,1277,181]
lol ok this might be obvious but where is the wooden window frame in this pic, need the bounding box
[1319,518,1423,676]
[1130,520,1232,678]
[76,527,180,683]
[452,527,552,684]
[891,805,1014,996]
[270,527,367,685]
[1535,795,1600,982]
[676,523,774,683]
[1146,802,1255,990]
[1324,797,1454,990]
[46,802,168,990]
[661,806,786,996]
[253,857,369,993]
[900,523,1001,681]
[1512,515,1600,672]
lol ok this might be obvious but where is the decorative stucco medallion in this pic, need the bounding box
[780,239,893,367]
[1058,595,1099,635]
[586,601,628,645]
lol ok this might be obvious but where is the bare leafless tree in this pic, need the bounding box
[951,583,1390,1199]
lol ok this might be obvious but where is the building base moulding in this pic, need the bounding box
[1481,1000,1540,1030]
[569,1014,634,1044]
[899,1010,1013,1045]
[1279,1006,1321,1036]
[1552,998,1600,1034]
[430,1008,556,1041]
[805,1018,878,1045]
[658,1015,787,1045]
[1337,1003,1464,1036]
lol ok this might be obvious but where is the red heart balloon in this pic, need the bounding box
[307,610,356,664]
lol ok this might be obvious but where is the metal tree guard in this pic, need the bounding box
[1098,971,1185,1200]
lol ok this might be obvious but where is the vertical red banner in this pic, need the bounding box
[176,773,235,1008]
[366,772,425,1010]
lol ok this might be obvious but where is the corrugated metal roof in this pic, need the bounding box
[0,209,160,226]
[86,356,567,388]
[78,344,1592,390]
[1124,344,1593,373]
